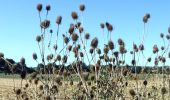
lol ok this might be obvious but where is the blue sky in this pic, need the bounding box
[0,0,170,67]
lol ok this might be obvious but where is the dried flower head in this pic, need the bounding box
[32,53,37,60]
[79,4,85,11]
[64,37,69,44]
[129,89,136,97]
[20,57,25,65]
[36,35,41,42]
[56,55,61,61]
[97,49,101,55]
[36,3,42,12]
[56,16,62,25]
[71,11,78,20]
[15,89,21,95]
[85,33,90,40]
[69,25,74,34]
[160,33,164,38]
[105,22,113,32]
[53,44,57,51]
[153,45,159,54]
[161,87,167,95]
[72,33,79,42]
[79,27,84,33]
[143,80,147,86]
[91,37,98,48]
[100,23,105,29]
[46,5,51,11]
[138,44,144,51]
[89,48,94,54]
[166,34,170,40]
[143,13,150,23]
[20,71,26,79]
[41,20,50,29]
[108,40,114,50]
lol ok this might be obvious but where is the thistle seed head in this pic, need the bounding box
[56,16,62,25]
[36,3,42,12]
[79,4,85,11]
[71,11,78,20]
[32,53,37,60]
[91,37,98,48]
[71,33,79,42]
[46,5,51,11]
[36,35,41,42]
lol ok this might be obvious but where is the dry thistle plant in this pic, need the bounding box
[1,2,170,100]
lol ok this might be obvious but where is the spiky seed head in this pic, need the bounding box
[91,37,98,48]
[79,27,84,33]
[36,35,41,42]
[85,33,90,40]
[143,16,148,23]
[153,45,159,54]
[161,46,165,50]
[40,20,50,29]
[71,11,78,20]
[160,33,164,38]
[103,46,109,54]
[118,38,124,45]
[69,25,74,34]
[143,80,147,86]
[146,13,150,19]
[34,78,39,85]
[80,52,84,57]
[131,59,136,66]
[113,51,119,58]
[139,44,144,51]
[162,57,166,63]
[166,34,170,40]
[79,4,85,11]
[64,37,69,44]
[119,45,125,54]
[108,40,114,50]
[46,5,51,11]
[105,22,113,32]
[20,57,25,65]
[143,13,150,23]
[20,71,26,79]
[15,89,21,95]
[67,45,72,51]
[147,57,151,62]
[56,16,62,25]
[32,53,37,60]
[56,55,61,61]
[62,55,67,63]
[161,87,167,95]
[100,23,105,29]
[76,22,81,28]
[129,89,136,97]
[50,29,53,33]
[89,48,94,54]
[125,82,128,86]
[71,33,79,42]
[97,49,101,55]
[36,3,42,12]
[39,85,43,90]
